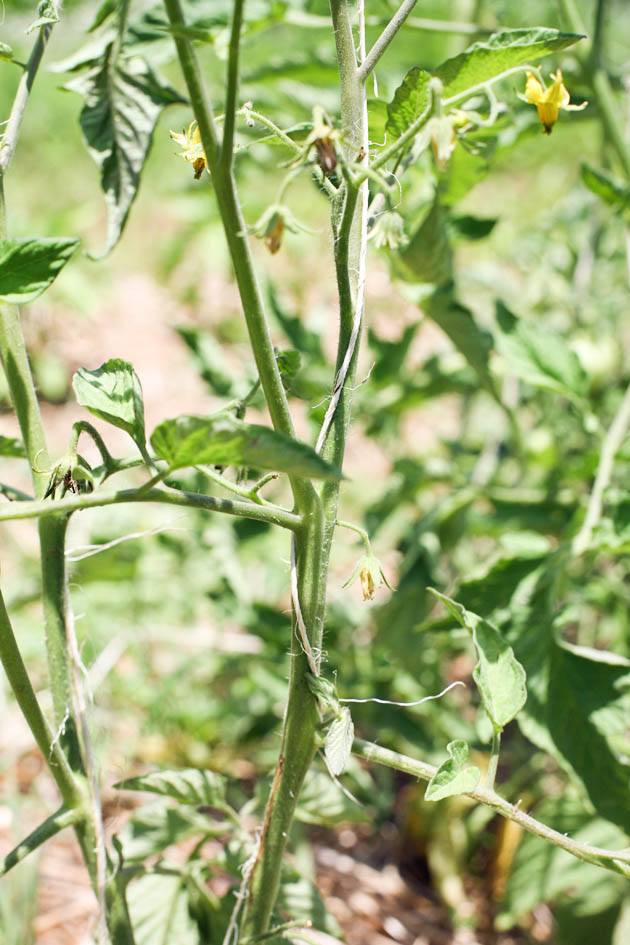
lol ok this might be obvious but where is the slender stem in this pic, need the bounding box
[0,484,302,530]
[358,0,419,81]
[0,588,80,805]
[486,728,501,790]
[557,0,630,179]
[354,739,630,876]
[336,518,371,552]
[572,382,630,555]
[163,0,314,513]
[222,0,245,169]
[370,89,433,172]
[0,18,56,173]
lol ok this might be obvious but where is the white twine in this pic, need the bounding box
[290,536,319,676]
[339,680,464,706]
[221,831,261,945]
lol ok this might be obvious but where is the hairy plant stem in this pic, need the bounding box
[0,42,135,945]
[243,2,369,934]
[163,2,326,934]
[354,739,630,877]
[358,0,419,80]
[0,484,302,529]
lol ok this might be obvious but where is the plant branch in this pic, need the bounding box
[0,20,56,173]
[358,0,419,81]
[0,588,80,806]
[163,0,315,513]
[572,382,630,555]
[0,484,302,530]
[222,0,245,169]
[354,738,630,876]
[0,806,81,878]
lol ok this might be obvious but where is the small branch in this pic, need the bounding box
[0,806,81,877]
[354,739,630,876]
[0,588,80,806]
[486,728,501,790]
[336,518,371,552]
[358,0,419,82]
[222,0,245,169]
[0,484,302,531]
[572,382,630,555]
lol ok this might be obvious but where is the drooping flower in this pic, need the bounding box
[250,204,313,254]
[169,121,207,178]
[303,107,341,176]
[344,553,393,602]
[523,70,587,135]
[369,211,409,251]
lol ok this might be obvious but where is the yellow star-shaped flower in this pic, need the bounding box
[524,70,587,134]
[169,121,207,178]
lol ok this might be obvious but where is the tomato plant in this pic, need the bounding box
[1,1,629,943]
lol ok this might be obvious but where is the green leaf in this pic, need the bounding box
[73,358,146,448]
[65,47,185,256]
[151,414,341,480]
[279,869,341,937]
[425,740,481,801]
[115,768,227,807]
[88,0,118,32]
[0,238,79,304]
[26,0,60,34]
[127,872,201,945]
[324,707,354,777]
[450,214,498,241]
[396,199,453,286]
[424,284,499,401]
[118,802,215,863]
[175,326,236,398]
[582,164,630,219]
[511,566,630,833]
[430,590,527,729]
[386,67,430,140]
[0,435,26,459]
[495,301,588,401]
[436,28,585,100]
[295,771,365,826]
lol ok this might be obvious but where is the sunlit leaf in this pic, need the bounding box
[324,708,354,777]
[115,768,227,807]
[0,238,79,304]
[151,414,341,479]
[425,740,481,801]
[65,45,185,256]
[73,358,146,447]
[431,590,527,729]
[436,28,585,100]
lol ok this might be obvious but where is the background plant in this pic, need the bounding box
[1,1,630,944]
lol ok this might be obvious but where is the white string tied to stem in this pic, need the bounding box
[290,536,320,676]
[339,680,464,705]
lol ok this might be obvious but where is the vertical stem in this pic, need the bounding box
[222,0,245,169]
[243,1,369,935]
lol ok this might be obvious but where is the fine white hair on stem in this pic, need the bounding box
[221,830,261,945]
[290,536,319,676]
[65,521,190,561]
[339,679,465,705]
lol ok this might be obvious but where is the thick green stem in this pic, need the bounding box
[243,2,369,935]
[222,0,245,169]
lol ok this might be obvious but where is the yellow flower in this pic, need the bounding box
[524,70,587,135]
[169,121,207,178]
[344,553,393,602]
